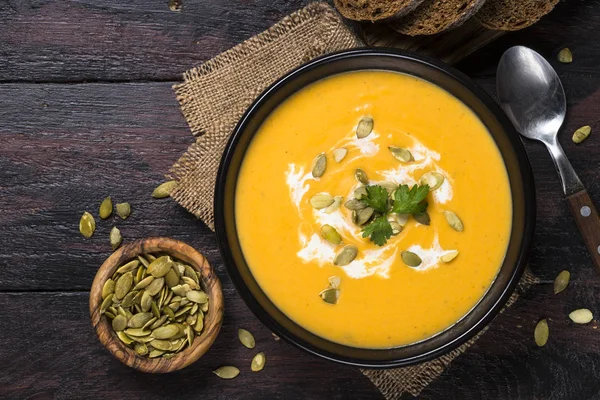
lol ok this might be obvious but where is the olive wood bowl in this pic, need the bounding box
[89,237,223,373]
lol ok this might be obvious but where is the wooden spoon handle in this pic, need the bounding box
[567,189,600,272]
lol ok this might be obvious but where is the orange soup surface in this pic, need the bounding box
[235,71,512,348]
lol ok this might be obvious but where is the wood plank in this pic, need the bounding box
[0,292,382,399]
[0,74,598,291]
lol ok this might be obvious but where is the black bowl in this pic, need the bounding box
[214,48,536,368]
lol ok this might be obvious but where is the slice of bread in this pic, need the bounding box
[388,0,488,36]
[333,0,426,22]
[475,0,559,31]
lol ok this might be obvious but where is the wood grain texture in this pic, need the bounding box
[1,0,600,398]
[567,190,600,273]
[89,237,224,373]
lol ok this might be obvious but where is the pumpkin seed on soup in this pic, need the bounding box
[534,319,549,347]
[79,211,96,238]
[356,207,374,226]
[356,116,374,139]
[321,224,342,245]
[320,287,340,304]
[238,328,256,349]
[389,146,413,162]
[333,148,347,163]
[310,193,334,209]
[312,153,327,178]
[325,196,343,214]
[328,276,341,289]
[553,270,570,294]
[444,211,464,232]
[440,250,459,263]
[419,171,445,190]
[344,199,366,211]
[401,251,422,267]
[355,168,369,184]
[334,245,358,266]
[413,211,430,226]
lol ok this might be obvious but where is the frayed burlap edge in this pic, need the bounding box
[168,2,363,229]
[361,268,539,399]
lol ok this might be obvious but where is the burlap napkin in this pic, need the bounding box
[168,2,538,398]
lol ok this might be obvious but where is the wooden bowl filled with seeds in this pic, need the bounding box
[89,237,223,373]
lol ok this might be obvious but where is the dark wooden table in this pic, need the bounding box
[1,1,599,399]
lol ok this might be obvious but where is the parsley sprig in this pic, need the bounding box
[358,183,430,246]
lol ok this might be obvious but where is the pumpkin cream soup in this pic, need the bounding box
[235,70,512,348]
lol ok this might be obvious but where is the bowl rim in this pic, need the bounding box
[214,48,536,368]
[89,237,224,373]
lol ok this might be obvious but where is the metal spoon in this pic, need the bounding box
[497,46,600,271]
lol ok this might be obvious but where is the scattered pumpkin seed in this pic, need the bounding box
[213,366,240,379]
[420,171,445,190]
[356,207,374,225]
[312,153,327,178]
[355,168,369,184]
[116,202,131,219]
[319,287,340,304]
[333,148,347,163]
[325,196,343,213]
[356,116,374,139]
[444,211,464,232]
[553,270,570,294]
[79,211,96,238]
[572,125,591,144]
[440,250,459,263]
[110,226,122,251]
[389,146,413,162]
[534,319,549,347]
[321,224,342,245]
[569,309,593,324]
[557,47,573,63]
[344,199,366,211]
[238,328,256,349]
[401,251,422,267]
[334,245,358,266]
[413,211,430,226]
[152,180,178,198]
[251,352,266,372]
[310,193,334,209]
[99,196,113,219]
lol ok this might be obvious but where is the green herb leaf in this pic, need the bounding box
[362,216,393,246]
[359,185,389,214]
[392,184,430,215]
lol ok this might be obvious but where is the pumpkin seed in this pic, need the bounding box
[116,202,131,219]
[116,260,140,274]
[310,193,334,209]
[112,315,127,331]
[319,287,340,304]
[441,250,459,263]
[354,186,368,199]
[145,254,157,262]
[201,301,209,313]
[355,168,369,184]
[165,268,179,288]
[444,211,464,232]
[98,196,113,219]
[79,211,96,238]
[553,270,570,294]
[137,255,150,268]
[163,306,176,320]
[151,339,173,351]
[312,153,327,178]
[334,245,358,266]
[147,256,173,278]
[102,279,115,299]
[110,226,122,250]
[134,342,148,356]
[328,276,341,289]
[213,366,240,379]
[390,221,402,235]
[114,272,133,300]
[186,290,208,304]
[127,312,154,329]
[150,315,168,330]
[401,251,422,267]
[133,276,154,291]
[185,325,194,347]
[572,125,591,144]
[105,311,116,319]
[557,47,573,63]
[120,290,139,308]
[569,309,593,324]
[142,317,157,331]
[394,213,409,226]
[321,224,342,245]
[238,328,256,349]
[181,276,200,290]
[124,328,151,337]
[379,181,398,194]
[420,171,445,190]
[251,352,266,372]
[152,180,178,198]
[344,199,366,211]
[146,277,164,296]
[134,266,145,284]
[389,146,413,162]
[148,349,165,358]
[117,331,134,345]
[356,207,374,226]
[194,313,204,332]
[534,319,549,347]
[356,116,374,139]
[139,291,152,312]
[152,324,180,339]
[325,196,343,213]
[333,148,347,162]
[171,284,191,297]
[413,211,430,226]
